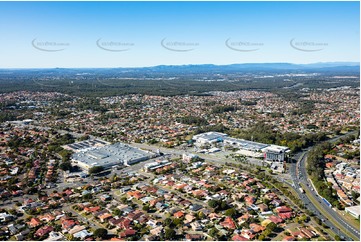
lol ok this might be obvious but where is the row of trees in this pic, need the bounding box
[0,111,16,122]
[228,122,328,153]
[207,199,230,212]
[306,142,341,208]
[211,105,237,114]
[290,100,315,115]
[2,76,346,97]
[194,124,229,135]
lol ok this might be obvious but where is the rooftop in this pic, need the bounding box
[64,139,110,152]
[224,137,269,151]
[193,132,228,142]
[345,205,360,217]
[264,145,290,153]
[72,142,152,168]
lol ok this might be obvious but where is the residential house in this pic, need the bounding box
[232,234,249,241]
[220,217,236,230]
[27,218,42,228]
[190,221,203,231]
[174,211,185,219]
[249,223,265,233]
[98,213,112,223]
[44,231,65,241]
[73,229,93,240]
[119,229,136,238]
[61,218,78,231]
[185,234,203,241]
[149,226,163,236]
[35,226,53,238]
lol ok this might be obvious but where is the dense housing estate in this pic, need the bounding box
[0,85,359,241]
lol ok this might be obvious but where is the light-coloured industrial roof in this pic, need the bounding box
[72,142,152,167]
[224,137,269,151]
[193,132,290,153]
[193,132,228,141]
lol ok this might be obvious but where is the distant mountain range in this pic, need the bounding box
[0,62,359,74]
[143,62,360,72]
[0,62,358,96]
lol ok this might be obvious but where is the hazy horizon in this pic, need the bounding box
[0,61,359,70]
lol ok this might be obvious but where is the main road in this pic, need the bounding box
[28,121,358,240]
[298,153,359,240]
[132,131,360,241]
[289,131,360,241]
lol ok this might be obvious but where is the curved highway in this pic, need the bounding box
[132,132,360,240]
[289,131,360,241]
[298,153,359,240]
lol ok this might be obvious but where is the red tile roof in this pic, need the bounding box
[84,206,101,213]
[174,211,185,218]
[28,217,42,227]
[119,229,136,238]
[278,212,293,219]
[282,236,295,241]
[268,215,283,224]
[276,206,292,213]
[35,225,53,237]
[220,217,236,230]
[232,234,249,241]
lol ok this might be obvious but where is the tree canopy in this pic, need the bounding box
[93,228,108,239]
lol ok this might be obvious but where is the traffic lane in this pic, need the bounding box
[288,163,352,239]
[295,180,352,239]
[274,170,350,239]
[299,158,360,234]
[298,157,360,239]
[294,182,350,239]
[301,176,360,238]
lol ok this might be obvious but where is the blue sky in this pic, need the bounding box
[0,1,359,68]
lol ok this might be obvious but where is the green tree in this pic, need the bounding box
[163,218,173,227]
[58,149,73,162]
[197,211,206,220]
[351,191,360,202]
[173,218,183,227]
[112,209,121,216]
[59,161,72,171]
[263,229,272,237]
[266,222,277,232]
[258,234,265,241]
[299,214,309,223]
[224,208,237,218]
[220,201,229,210]
[93,228,108,239]
[314,217,322,225]
[208,200,219,209]
[82,193,92,200]
[209,228,219,238]
[164,227,176,240]
[142,205,150,212]
[88,166,104,174]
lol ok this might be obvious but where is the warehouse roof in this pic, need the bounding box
[72,142,152,168]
